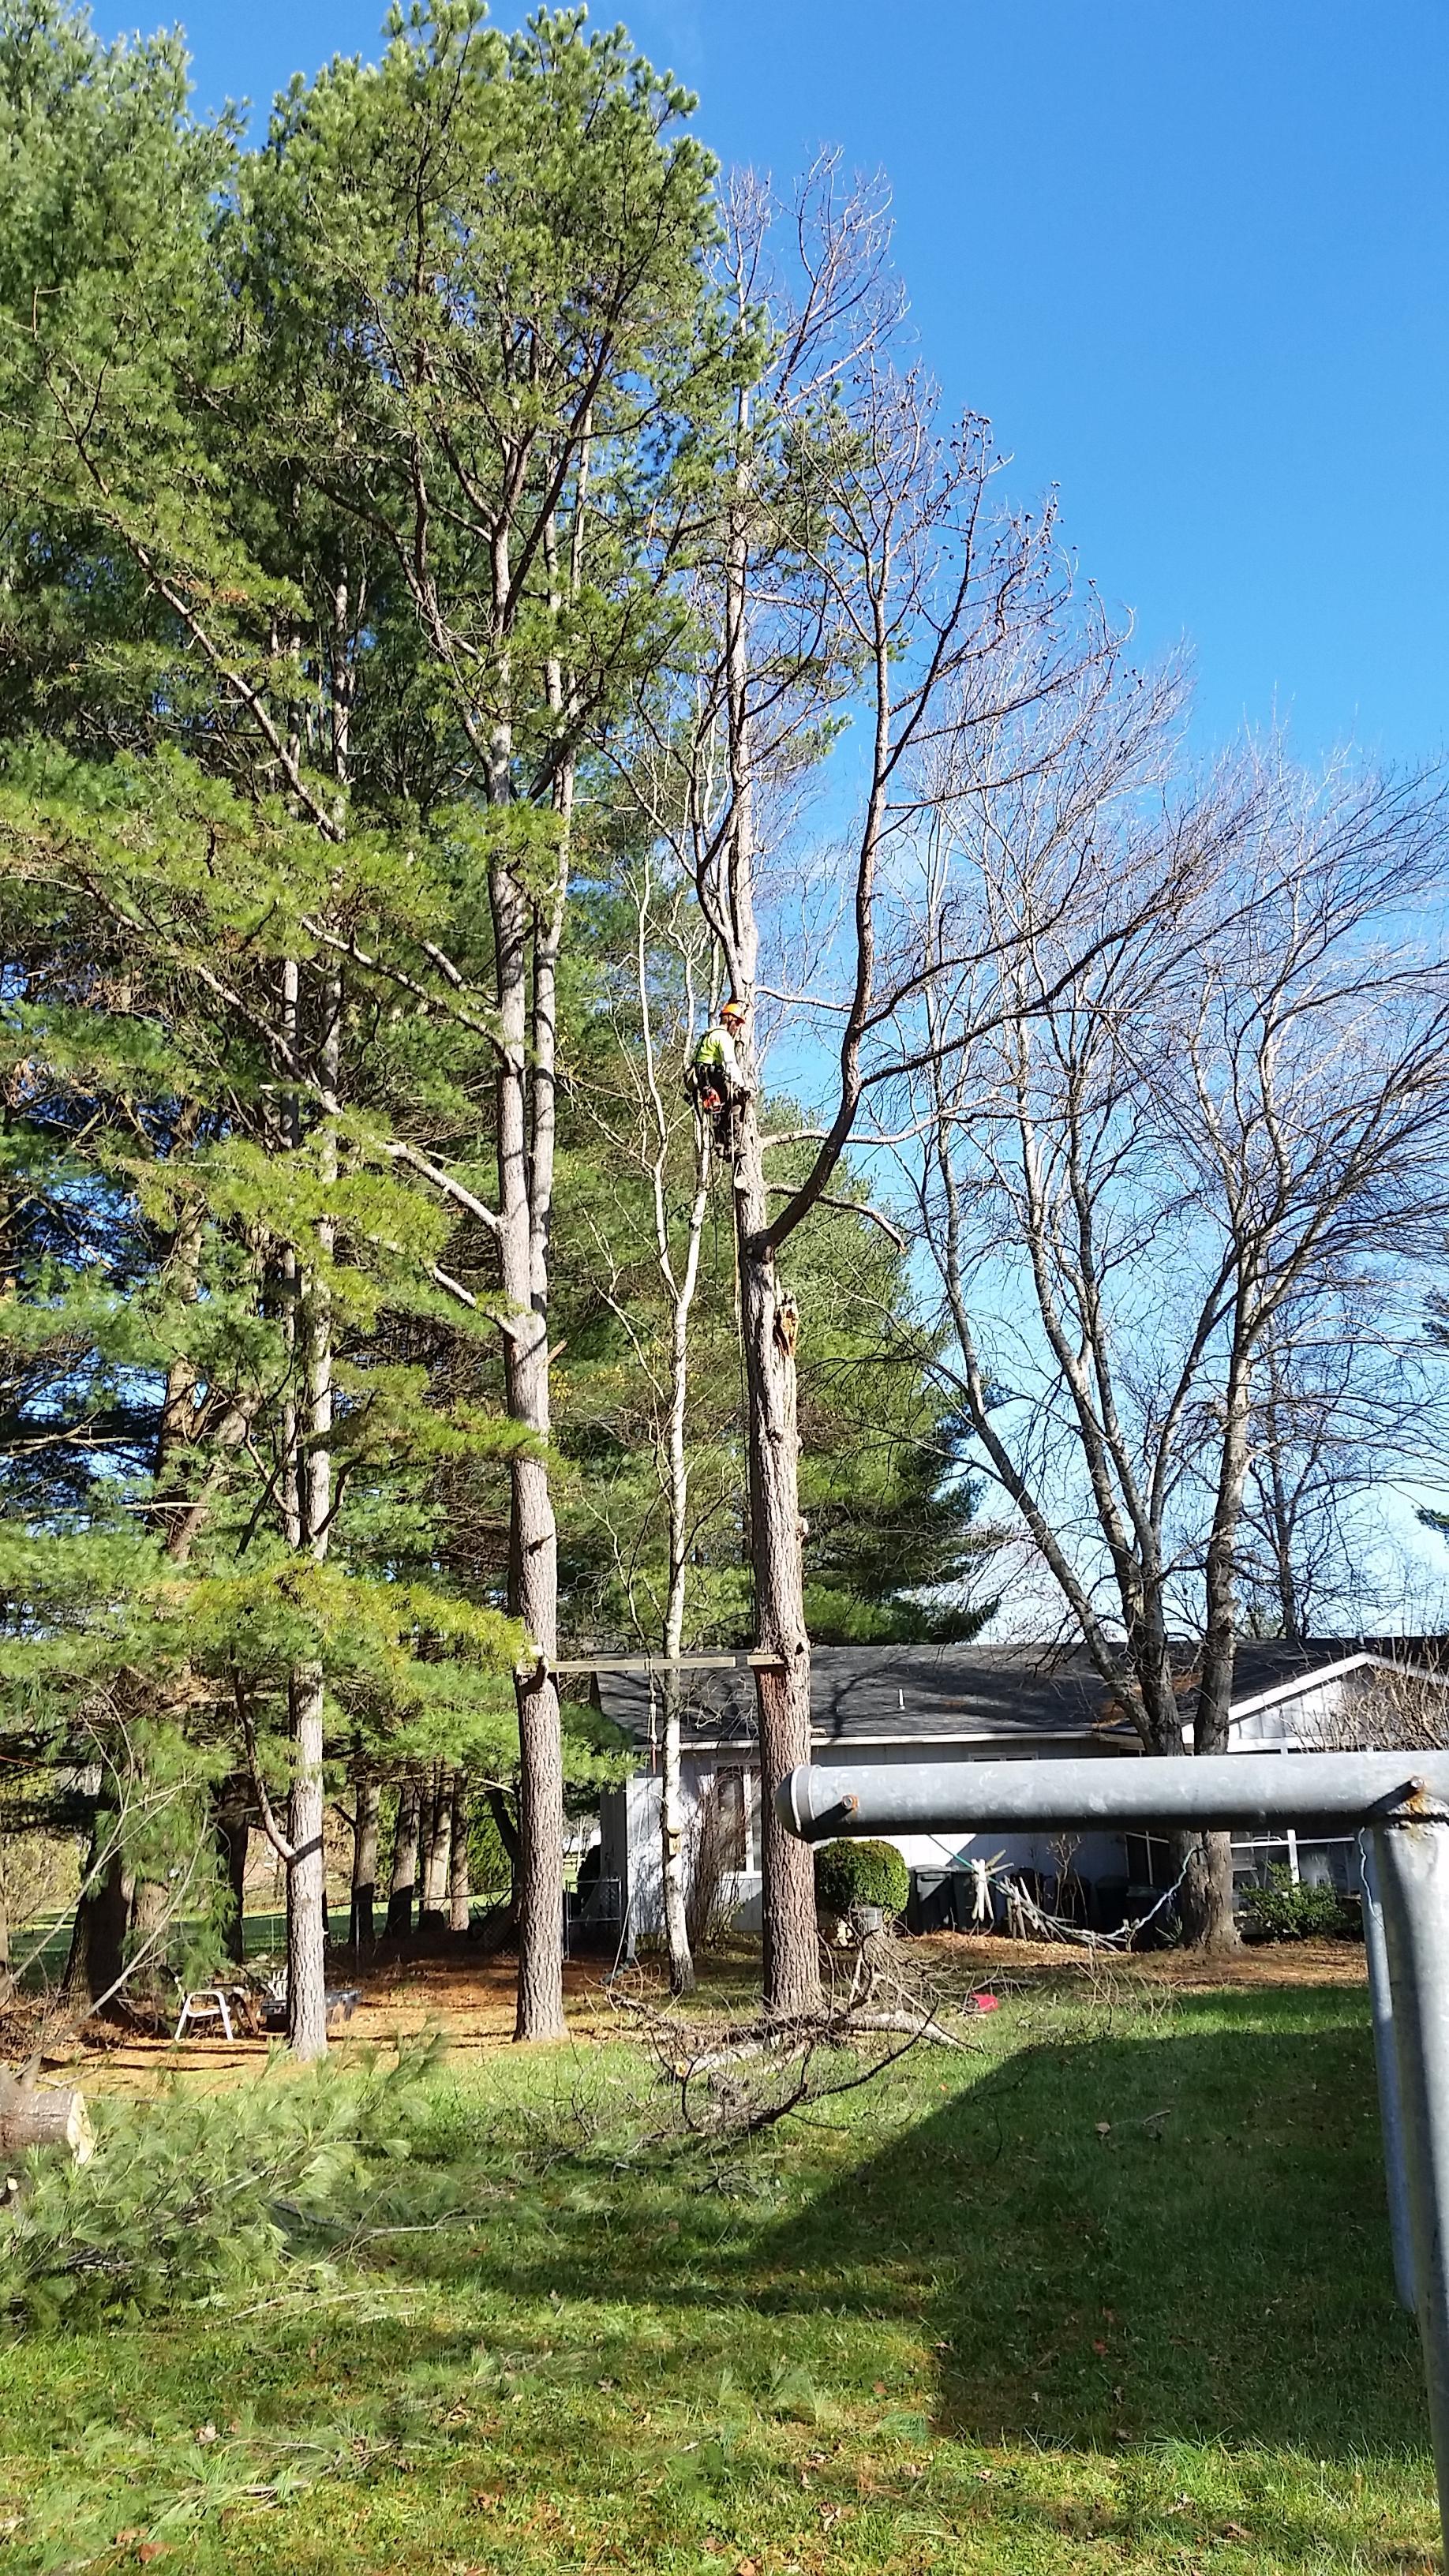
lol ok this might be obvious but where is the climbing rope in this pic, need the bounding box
[917,1837,1196,1953]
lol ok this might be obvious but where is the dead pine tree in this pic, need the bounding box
[636,159,1112,2012]
[577,848,728,1994]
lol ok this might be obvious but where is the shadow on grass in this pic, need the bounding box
[766,1994,1424,2456]
[435,1988,1425,2462]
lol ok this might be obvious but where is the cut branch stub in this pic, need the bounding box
[0,2069,95,2163]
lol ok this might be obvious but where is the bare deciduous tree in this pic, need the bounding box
[910,745,1449,1945]
[1231,1294,1449,1642]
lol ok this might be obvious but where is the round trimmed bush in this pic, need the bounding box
[814,1837,909,1924]
[1241,1864,1356,1942]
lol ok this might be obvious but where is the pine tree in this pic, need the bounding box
[0,749,532,2038]
[0,0,725,2042]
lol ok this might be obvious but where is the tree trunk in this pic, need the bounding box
[1183,1316,1256,1950]
[492,852,567,2042]
[656,1123,710,1998]
[350,1780,379,1948]
[285,958,340,2060]
[734,1096,820,2019]
[1263,1345,1304,1641]
[0,2073,93,2162]
[286,1661,330,2061]
[213,1784,249,1966]
[631,880,713,2000]
[386,1780,419,1938]
[659,1351,697,1994]
[415,1773,435,1902]
[63,1834,129,2009]
[713,429,818,2020]
[1176,1830,1240,1951]
[126,1878,170,2006]
[419,1767,451,1934]
[448,1776,471,1933]
[660,1683,695,1997]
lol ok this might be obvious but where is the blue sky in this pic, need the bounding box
[100,0,1449,772]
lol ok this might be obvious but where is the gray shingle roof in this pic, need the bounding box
[594,1639,1357,1754]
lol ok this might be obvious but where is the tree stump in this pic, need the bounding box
[0,2069,94,2163]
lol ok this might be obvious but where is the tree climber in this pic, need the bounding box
[686,998,751,1158]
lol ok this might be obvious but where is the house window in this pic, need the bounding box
[736,1769,762,1870]
[716,1768,747,1872]
[1125,1833,1177,1891]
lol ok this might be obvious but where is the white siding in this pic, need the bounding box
[615,1656,1440,1929]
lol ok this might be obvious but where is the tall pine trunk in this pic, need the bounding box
[488,490,582,2044]
[492,852,566,2040]
[659,1246,704,1992]
[448,1775,471,1933]
[734,1092,818,2016]
[659,1681,694,1995]
[350,1780,379,1948]
[420,1766,451,1932]
[655,1073,711,1998]
[286,964,340,2061]
[719,444,820,2019]
[386,1780,419,1938]
[286,1664,330,2056]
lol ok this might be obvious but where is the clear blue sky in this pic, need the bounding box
[103,0,1449,768]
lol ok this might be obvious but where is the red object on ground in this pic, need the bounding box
[971,1991,1002,2012]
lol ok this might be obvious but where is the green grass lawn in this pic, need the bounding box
[0,1974,1438,2574]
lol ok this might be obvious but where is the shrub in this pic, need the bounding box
[1241,1865,1356,1942]
[814,1838,909,1924]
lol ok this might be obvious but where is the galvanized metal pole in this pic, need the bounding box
[1372,1803,1449,2552]
[1359,1831,1417,2313]
[781,1751,1449,2553]
[778,1748,1449,1841]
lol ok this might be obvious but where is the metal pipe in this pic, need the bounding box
[1360,1831,1417,2312]
[1372,1810,1449,2545]
[777,1750,1449,1842]
[773,1751,1449,2557]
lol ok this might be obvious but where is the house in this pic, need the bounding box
[589,1641,1448,1944]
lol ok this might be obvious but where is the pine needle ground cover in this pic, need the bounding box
[0,1982,1436,2574]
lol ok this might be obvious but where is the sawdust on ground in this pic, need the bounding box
[914,1929,1370,1992]
[38,1929,1368,2096]
[42,1951,620,2096]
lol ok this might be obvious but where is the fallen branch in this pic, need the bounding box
[609,1930,983,2136]
[847,2008,978,2050]
[998,1850,1195,1952]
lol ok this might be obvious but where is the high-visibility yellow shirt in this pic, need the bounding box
[693,1028,743,1084]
